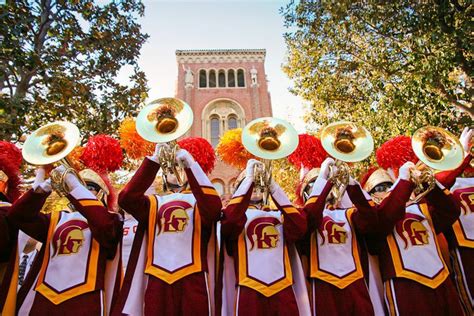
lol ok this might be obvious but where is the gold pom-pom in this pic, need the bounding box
[118,118,154,160]
[66,146,85,171]
[216,128,256,169]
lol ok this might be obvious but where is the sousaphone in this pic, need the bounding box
[136,97,193,189]
[22,121,84,195]
[321,121,374,205]
[242,117,299,206]
[410,126,464,202]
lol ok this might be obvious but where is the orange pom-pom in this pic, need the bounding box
[376,136,418,173]
[81,135,123,173]
[178,137,216,174]
[66,146,85,171]
[118,118,154,160]
[288,134,328,170]
[216,128,256,169]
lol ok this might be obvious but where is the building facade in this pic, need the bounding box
[175,49,273,200]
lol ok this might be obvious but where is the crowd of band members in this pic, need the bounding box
[0,127,473,316]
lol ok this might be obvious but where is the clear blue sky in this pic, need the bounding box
[119,0,307,131]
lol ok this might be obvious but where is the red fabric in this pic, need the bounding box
[388,277,463,315]
[288,134,327,170]
[28,290,102,316]
[376,136,418,175]
[81,134,123,173]
[311,278,374,315]
[144,272,210,316]
[0,141,22,202]
[453,246,474,307]
[436,154,472,189]
[178,137,216,174]
[236,285,298,316]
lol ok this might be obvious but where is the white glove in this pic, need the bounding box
[148,143,169,163]
[320,157,336,180]
[269,179,280,194]
[52,165,81,191]
[32,167,46,191]
[460,127,473,154]
[399,161,415,181]
[39,179,52,193]
[245,159,262,180]
[175,149,195,168]
[348,176,357,186]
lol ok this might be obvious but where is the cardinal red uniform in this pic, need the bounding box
[349,179,464,316]
[221,177,307,316]
[9,185,122,316]
[114,157,222,316]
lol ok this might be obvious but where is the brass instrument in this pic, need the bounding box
[242,117,299,206]
[136,97,193,190]
[321,121,374,205]
[410,126,464,202]
[22,121,84,196]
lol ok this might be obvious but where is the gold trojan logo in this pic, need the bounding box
[52,220,88,256]
[246,217,281,250]
[459,191,474,215]
[319,216,347,245]
[157,200,193,234]
[396,214,429,248]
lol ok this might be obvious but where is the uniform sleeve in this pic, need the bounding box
[303,176,333,232]
[435,154,472,189]
[347,179,414,235]
[221,178,253,241]
[68,185,123,258]
[185,162,222,227]
[0,206,14,262]
[425,181,461,233]
[118,157,160,224]
[270,184,306,243]
[7,189,51,243]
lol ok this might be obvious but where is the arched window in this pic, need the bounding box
[210,116,220,147]
[237,69,245,87]
[209,70,216,88]
[228,69,236,87]
[199,70,207,88]
[228,115,238,130]
[212,179,225,196]
[218,70,226,87]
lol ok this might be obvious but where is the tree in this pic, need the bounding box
[0,0,149,140]
[282,0,472,151]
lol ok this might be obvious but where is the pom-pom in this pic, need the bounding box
[178,137,216,174]
[81,135,123,173]
[216,128,256,169]
[288,134,328,170]
[376,136,418,173]
[66,146,85,171]
[118,118,154,160]
[0,141,22,201]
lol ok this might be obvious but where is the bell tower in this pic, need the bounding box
[175,49,273,201]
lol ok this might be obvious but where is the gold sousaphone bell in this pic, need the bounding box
[136,98,194,189]
[321,121,374,205]
[410,126,464,202]
[242,117,299,205]
[22,121,84,196]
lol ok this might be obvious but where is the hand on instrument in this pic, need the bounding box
[269,179,281,194]
[348,176,357,186]
[460,127,473,154]
[399,161,416,181]
[175,149,195,168]
[245,159,262,180]
[32,167,46,191]
[320,157,336,180]
[51,165,81,191]
[148,143,169,163]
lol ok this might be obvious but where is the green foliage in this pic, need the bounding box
[282,0,472,155]
[0,0,149,140]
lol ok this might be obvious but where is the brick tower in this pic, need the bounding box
[175,49,273,201]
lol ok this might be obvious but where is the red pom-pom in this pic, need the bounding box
[178,137,216,174]
[288,134,328,170]
[81,135,123,173]
[376,136,418,173]
[0,141,22,202]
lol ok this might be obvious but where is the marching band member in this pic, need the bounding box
[435,127,474,314]
[114,137,221,316]
[9,164,123,315]
[221,159,308,315]
[0,141,23,315]
[349,135,464,315]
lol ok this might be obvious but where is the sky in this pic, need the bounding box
[120,0,307,131]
